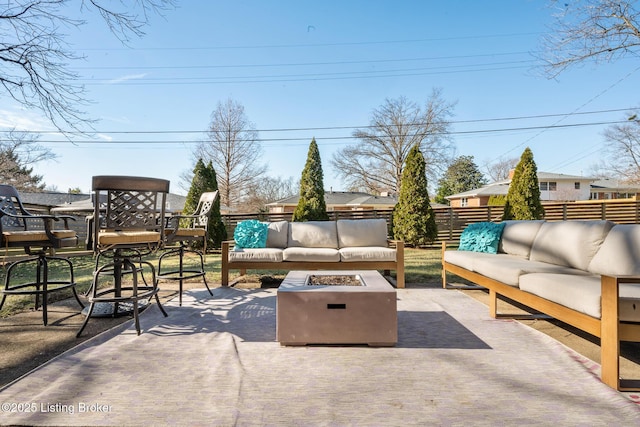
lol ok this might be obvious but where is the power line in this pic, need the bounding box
[73,51,534,71]
[29,120,631,145]
[84,63,535,85]
[16,107,635,135]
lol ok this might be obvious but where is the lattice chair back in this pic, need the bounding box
[0,185,25,230]
[91,176,170,254]
[0,184,83,326]
[158,190,218,305]
[0,184,77,251]
[193,191,218,229]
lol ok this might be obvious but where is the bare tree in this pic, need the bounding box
[243,176,298,213]
[485,157,520,182]
[331,89,456,195]
[0,130,55,191]
[194,99,268,210]
[0,0,174,133]
[541,1,640,77]
[598,112,640,184]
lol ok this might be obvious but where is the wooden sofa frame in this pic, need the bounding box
[221,239,405,288]
[441,241,640,392]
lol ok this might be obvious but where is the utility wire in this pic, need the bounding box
[17,107,634,135]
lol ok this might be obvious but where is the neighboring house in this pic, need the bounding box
[445,172,596,207]
[445,181,510,207]
[266,191,398,213]
[590,179,640,200]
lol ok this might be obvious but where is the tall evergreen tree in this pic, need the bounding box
[435,155,487,204]
[502,147,545,220]
[292,138,330,221]
[392,145,438,246]
[184,159,227,249]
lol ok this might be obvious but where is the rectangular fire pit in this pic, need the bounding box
[277,270,397,346]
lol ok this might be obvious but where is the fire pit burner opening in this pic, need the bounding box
[305,274,364,286]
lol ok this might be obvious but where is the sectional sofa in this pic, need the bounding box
[442,219,640,391]
[221,218,404,288]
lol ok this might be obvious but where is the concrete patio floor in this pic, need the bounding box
[1,278,640,399]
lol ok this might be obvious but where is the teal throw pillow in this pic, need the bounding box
[234,220,268,249]
[458,222,506,254]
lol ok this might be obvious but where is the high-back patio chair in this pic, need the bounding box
[158,191,218,305]
[0,184,84,325]
[76,176,170,337]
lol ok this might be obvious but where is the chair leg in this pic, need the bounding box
[76,302,95,338]
[2,253,81,327]
[158,242,210,306]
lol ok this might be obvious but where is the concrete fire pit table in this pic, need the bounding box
[276,270,397,346]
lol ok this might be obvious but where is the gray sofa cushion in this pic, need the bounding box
[337,218,388,248]
[444,251,588,287]
[588,224,640,276]
[265,221,289,248]
[498,220,545,258]
[229,248,283,262]
[287,221,338,248]
[443,250,477,272]
[339,247,396,262]
[519,273,640,322]
[283,247,340,262]
[529,220,615,270]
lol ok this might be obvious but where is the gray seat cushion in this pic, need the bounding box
[444,251,588,287]
[229,248,283,263]
[519,273,640,322]
[283,247,340,262]
[339,247,396,262]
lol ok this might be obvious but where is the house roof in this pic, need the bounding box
[445,171,597,200]
[536,172,595,181]
[591,179,640,192]
[267,191,398,207]
[446,182,509,199]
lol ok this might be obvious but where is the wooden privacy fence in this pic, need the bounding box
[6,199,639,254]
[222,199,640,246]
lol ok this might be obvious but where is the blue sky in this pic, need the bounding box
[3,1,639,195]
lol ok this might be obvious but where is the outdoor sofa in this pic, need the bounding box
[221,218,404,288]
[442,219,640,391]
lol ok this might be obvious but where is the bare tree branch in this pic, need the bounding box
[0,129,55,190]
[600,112,640,184]
[194,99,268,210]
[331,89,456,194]
[541,0,640,77]
[0,0,175,133]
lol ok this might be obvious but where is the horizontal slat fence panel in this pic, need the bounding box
[222,200,640,247]
[17,199,639,252]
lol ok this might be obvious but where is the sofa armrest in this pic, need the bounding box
[221,240,235,287]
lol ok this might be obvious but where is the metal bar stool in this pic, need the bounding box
[0,185,84,326]
[158,191,218,305]
[77,176,169,337]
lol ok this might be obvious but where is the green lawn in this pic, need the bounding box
[0,248,446,318]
